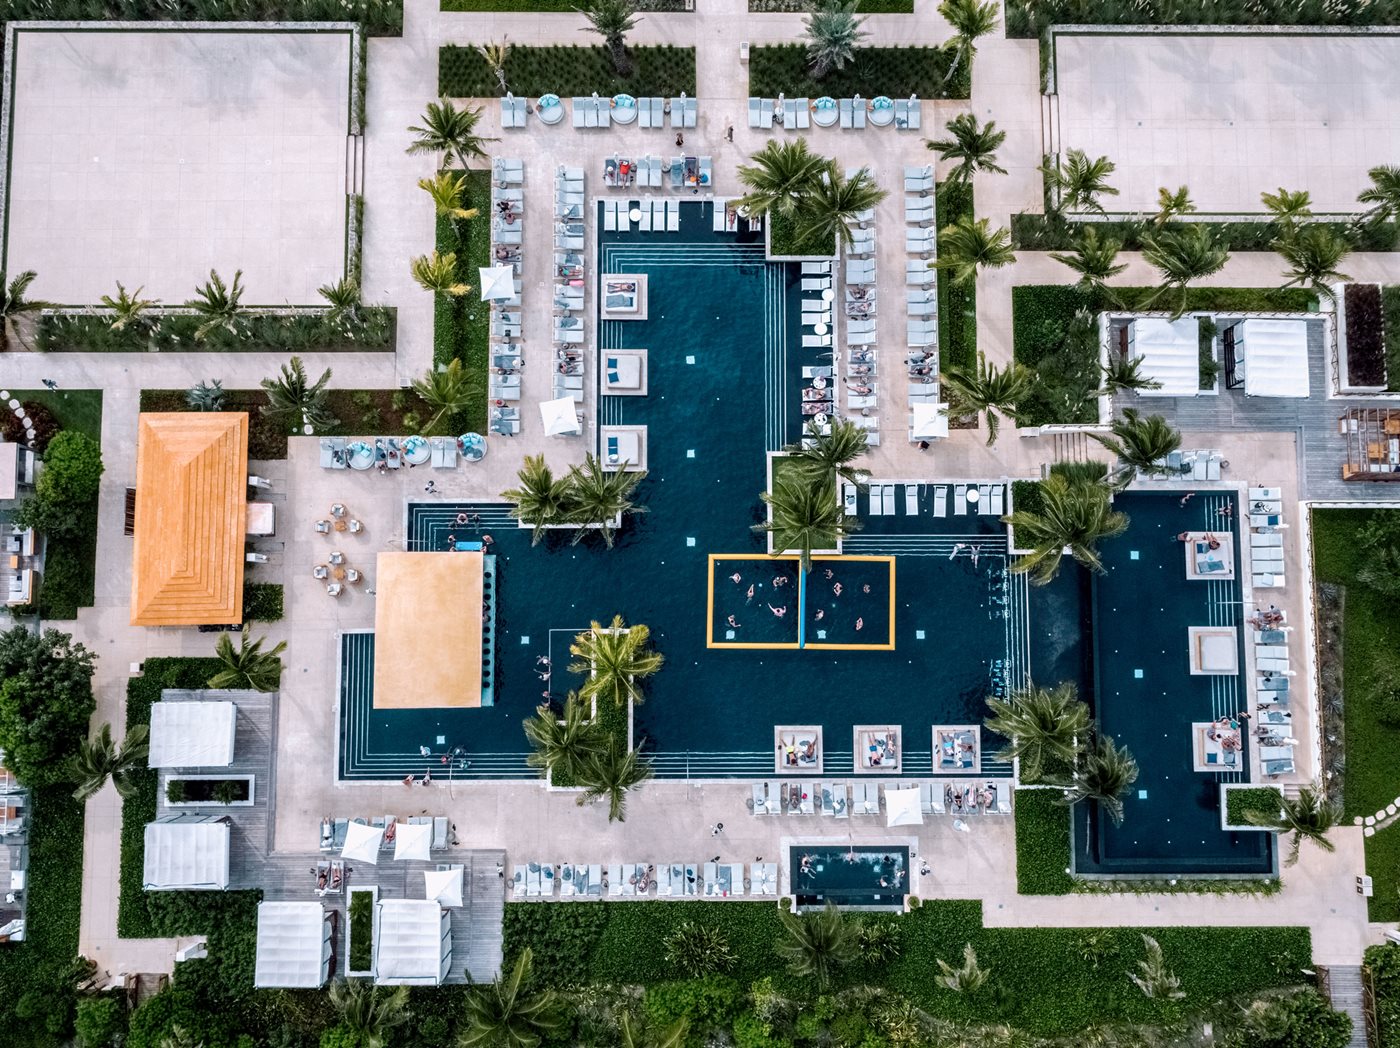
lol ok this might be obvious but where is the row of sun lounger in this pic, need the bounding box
[902,165,942,441]
[602,198,682,232]
[1248,485,1286,589]
[747,96,921,130]
[715,198,763,234]
[488,160,526,415]
[842,171,880,446]
[552,166,587,410]
[513,861,778,899]
[844,482,1005,518]
[749,779,1009,816]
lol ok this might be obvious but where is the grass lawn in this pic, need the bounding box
[440,45,695,97]
[505,899,1310,1036]
[749,45,967,99]
[936,180,975,374]
[1014,788,1075,894]
[8,389,103,442]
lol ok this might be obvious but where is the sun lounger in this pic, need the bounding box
[903,484,919,515]
[603,200,617,231]
[799,784,815,814]
[906,203,935,224]
[1249,487,1282,501]
[1254,575,1286,590]
[903,164,933,192]
[803,261,832,277]
[752,781,768,815]
[572,99,586,128]
[638,200,653,231]
[698,156,712,186]
[511,867,526,897]
[748,97,763,128]
[795,98,810,129]
[654,864,672,896]
[925,485,945,518]
[607,863,625,896]
[801,312,832,327]
[839,98,853,128]
[703,861,719,895]
[975,483,991,512]
[680,863,697,896]
[952,483,968,515]
[904,98,921,130]
[802,277,832,292]
[680,96,698,128]
[783,97,798,130]
[1263,758,1295,776]
[820,782,835,816]
[989,484,1005,515]
[560,864,577,897]
[493,158,523,182]
[844,483,858,515]
[880,484,895,514]
[906,260,934,286]
[526,862,543,896]
[906,231,936,253]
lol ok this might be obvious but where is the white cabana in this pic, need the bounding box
[884,786,924,827]
[254,902,332,988]
[1128,318,1199,397]
[1241,318,1311,397]
[478,265,516,301]
[539,397,582,436]
[423,866,464,908]
[394,821,433,862]
[910,401,949,440]
[341,821,385,865]
[143,818,230,891]
[374,899,452,985]
[148,701,237,768]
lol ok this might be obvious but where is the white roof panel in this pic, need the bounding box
[143,819,230,890]
[1242,319,1311,398]
[148,701,237,768]
[1130,318,1200,397]
[255,902,331,988]
[375,899,451,985]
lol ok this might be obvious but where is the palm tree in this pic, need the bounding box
[932,216,1015,285]
[578,0,639,77]
[411,251,471,297]
[419,171,480,221]
[781,417,871,487]
[576,741,653,823]
[523,693,604,781]
[1153,184,1196,227]
[928,113,1007,185]
[1129,935,1185,1001]
[1141,225,1229,318]
[1275,224,1352,300]
[1262,186,1313,227]
[1101,354,1162,396]
[1049,226,1127,296]
[805,2,867,79]
[71,722,149,801]
[208,628,287,692]
[502,455,575,542]
[186,379,227,412]
[1061,734,1139,827]
[1243,786,1341,867]
[100,281,158,332]
[618,1013,687,1048]
[938,0,998,90]
[478,38,512,95]
[936,944,990,993]
[184,269,245,340]
[569,615,664,707]
[754,472,859,573]
[941,351,1030,446]
[1358,164,1400,225]
[1041,149,1119,215]
[406,98,493,171]
[317,277,361,323]
[795,165,888,250]
[734,139,829,220]
[563,454,647,548]
[328,980,409,1048]
[0,270,51,351]
[411,359,478,434]
[461,948,564,1048]
[984,682,1091,784]
[261,355,338,432]
[1091,408,1182,481]
[776,902,858,991]
[1004,471,1128,585]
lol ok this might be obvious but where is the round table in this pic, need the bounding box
[814,322,829,336]
[629,207,642,223]
[333,519,348,532]
[821,288,835,302]
[966,488,981,505]
[331,566,346,581]
[812,376,828,390]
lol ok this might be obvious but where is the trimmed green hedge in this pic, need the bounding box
[937,180,976,373]
[37,525,97,620]
[242,583,283,623]
[1226,786,1283,827]
[1010,214,1397,253]
[1382,285,1400,393]
[1369,943,1400,1048]
[1010,479,1043,518]
[440,45,696,97]
[36,308,394,353]
[432,170,490,431]
[1368,826,1400,925]
[751,0,913,8]
[749,44,967,99]
[445,0,688,7]
[1006,0,1400,38]
[505,899,1310,1035]
[770,211,835,258]
[1014,788,1075,895]
[349,891,374,972]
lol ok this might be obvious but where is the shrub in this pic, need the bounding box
[349,891,374,972]
[1010,480,1043,519]
[1004,0,1400,38]
[770,211,836,258]
[37,431,103,506]
[37,308,393,354]
[0,627,96,789]
[35,530,98,619]
[242,583,284,623]
[432,176,490,431]
[1383,286,1400,393]
[1345,283,1386,387]
[644,976,746,1029]
[165,780,188,804]
[664,921,737,977]
[1226,787,1283,827]
[440,45,696,97]
[1368,943,1400,1048]
[938,180,977,373]
[748,44,966,99]
[74,995,126,1048]
[1011,214,1396,253]
[1013,789,1074,895]
[855,917,901,963]
[1,401,59,452]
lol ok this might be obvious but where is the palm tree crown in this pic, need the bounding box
[411,359,479,435]
[1101,354,1162,396]
[984,681,1090,784]
[502,454,575,542]
[328,980,409,1048]
[1358,164,1400,225]
[1262,186,1313,228]
[71,722,150,801]
[208,628,287,692]
[928,113,1007,185]
[563,454,646,547]
[406,99,492,170]
[754,472,859,573]
[317,277,362,323]
[1050,226,1127,296]
[938,0,998,88]
[1091,408,1182,481]
[575,741,653,823]
[1042,149,1119,215]
[569,615,664,707]
[1275,224,1352,299]
[524,693,604,782]
[478,37,512,95]
[0,270,50,351]
[735,139,830,220]
[1129,935,1185,1001]
[411,251,471,297]
[796,164,887,250]
[461,948,565,1048]
[578,0,640,76]
[1153,184,1196,226]
[419,171,480,221]
[941,351,1030,446]
[101,281,158,332]
[261,355,338,432]
[936,944,990,993]
[1141,225,1229,318]
[1061,733,1140,827]
[1004,471,1128,585]
[932,216,1015,285]
[805,2,867,79]
[1243,785,1340,867]
[184,269,245,341]
[776,902,858,991]
[781,417,871,487]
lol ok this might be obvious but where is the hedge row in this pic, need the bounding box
[242,583,283,623]
[770,211,836,258]
[938,180,976,373]
[36,308,394,354]
[1226,787,1283,827]
[1382,286,1400,393]
[1010,214,1397,253]
[0,0,400,34]
[1370,943,1400,1048]
[433,171,491,431]
[1014,788,1075,895]
[440,45,696,97]
[751,0,912,8]
[1006,0,1400,38]
[444,0,687,8]
[749,44,967,99]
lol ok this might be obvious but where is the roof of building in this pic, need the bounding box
[1130,317,1201,398]
[254,902,331,988]
[142,818,230,891]
[373,551,483,709]
[130,413,248,626]
[148,700,238,768]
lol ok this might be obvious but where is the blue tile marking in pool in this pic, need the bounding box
[686,355,695,364]
[687,450,695,458]
[1130,551,1140,560]
[686,537,696,547]
[1134,669,1143,679]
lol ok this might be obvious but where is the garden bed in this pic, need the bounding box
[937,180,975,374]
[1006,0,1400,37]
[1343,282,1387,388]
[1014,789,1074,894]
[347,886,377,976]
[1222,784,1282,831]
[768,212,835,258]
[433,169,490,431]
[750,0,913,8]
[1010,214,1396,253]
[445,0,688,7]
[1367,942,1400,1048]
[749,44,967,99]
[242,583,283,623]
[36,308,394,354]
[439,45,695,97]
[164,775,253,807]
[1381,286,1400,393]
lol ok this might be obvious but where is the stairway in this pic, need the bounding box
[1051,430,1092,466]
[1327,965,1370,1048]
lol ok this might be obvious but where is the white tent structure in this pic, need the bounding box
[910,401,949,441]
[148,701,237,768]
[374,899,452,985]
[341,821,385,865]
[254,902,332,988]
[885,786,924,827]
[1240,318,1311,397]
[394,821,433,862]
[478,265,516,301]
[1127,318,1200,397]
[143,817,230,891]
[539,397,582,436]
[424,867,464,908]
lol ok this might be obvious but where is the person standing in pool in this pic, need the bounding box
[855,617,864,631]
[727,614,741,628]
[768,604,787,618]
[833,582,843,596]
[746,584,755,604]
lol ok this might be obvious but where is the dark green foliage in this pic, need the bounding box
[1383,285,1400,392]
[432,172,490,431]
[748,44,967,99]
[1345,283,1386,386]
[349,890,374,972]
[1369,943,1400,1048]
[937,180,977,372]
[1005,0,1400,38]
[1014,788,1075,894]
[444,0,688,8]
[30,430,103,533]
[644,976,745,1030]
[1011,213,1396,253]
[34,527,98,619]
[1,400,59,451]
[440,44,695,96]
[37,307,392,353]
[242,583,284,623]
[139,388,290,459]
[1010,480,1043,519]
[74,995,127,1048]
[1230,988,1352,1048]
[0,0,400,33]
[1227,787,1284,826]
[770,210,836,257]
[0,627,96,788]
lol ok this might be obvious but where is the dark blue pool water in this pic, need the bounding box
[791,844,909,907]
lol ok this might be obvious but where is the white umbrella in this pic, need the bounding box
[478,265,515,301]
[911,401,949,441]
[539,397,582,437]
[885,786,924,827]
[423,867,464,907]
[394,821,433,862]
[341,822,384,864]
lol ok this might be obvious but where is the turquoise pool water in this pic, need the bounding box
[791,844,910,907]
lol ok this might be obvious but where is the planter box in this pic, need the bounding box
[1220,783,1283,832]
[346,885,378,978]
[1342,283,1387,390]
[162,774,254,809]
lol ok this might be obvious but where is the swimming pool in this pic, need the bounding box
[791,844,910,908]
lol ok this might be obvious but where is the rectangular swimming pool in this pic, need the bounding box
[791,844,909,908]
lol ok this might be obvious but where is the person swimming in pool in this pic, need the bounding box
[746,584,755,603]
[727,614,741,628]
[814,608,825,621]
[833,582,843,596]
[774,575,789,587]
[862,584,871,593]
[823,568,834,579]
[969,545,981,569]
[948,542,964,560]
[769,604,787,618]
[729,572,742,584]
[855,617,864,631]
